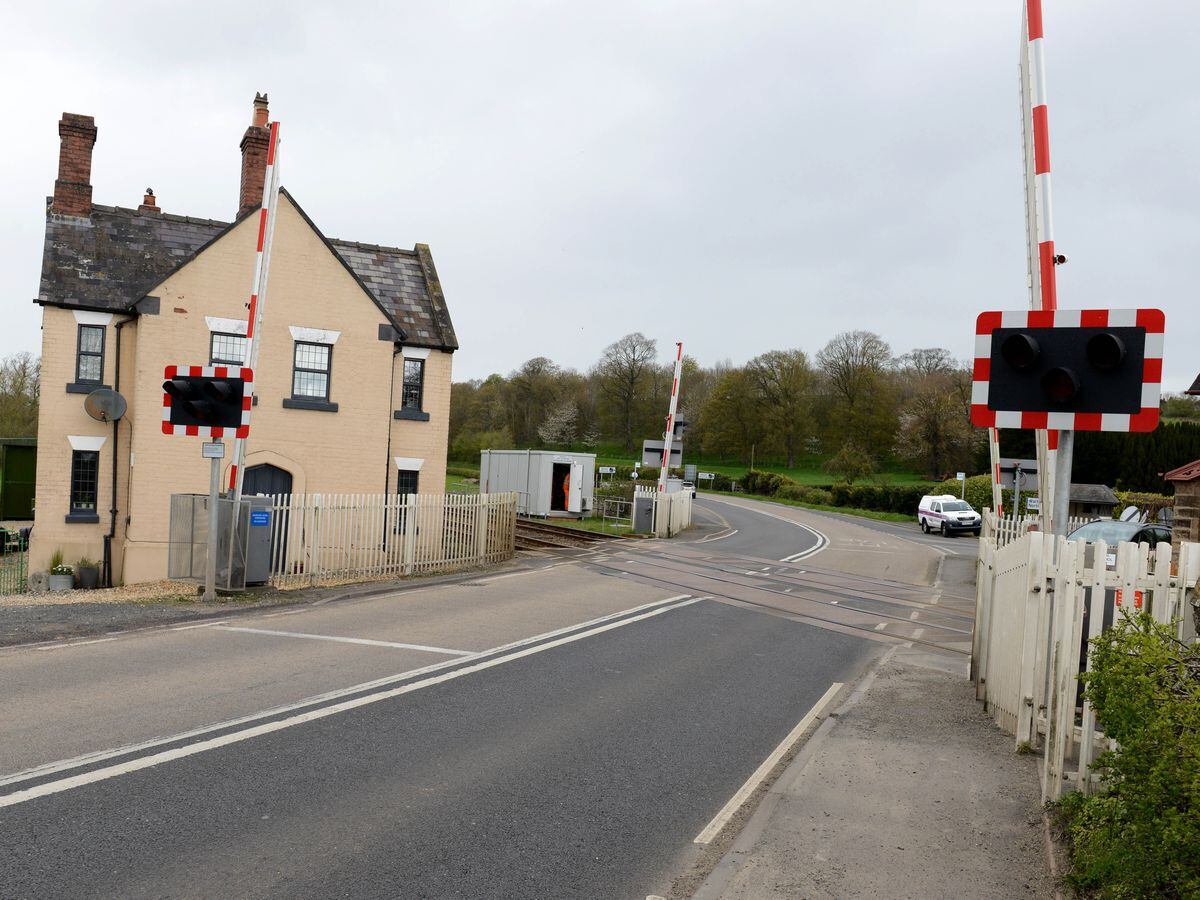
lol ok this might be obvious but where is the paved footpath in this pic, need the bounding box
[689,524,1056,899]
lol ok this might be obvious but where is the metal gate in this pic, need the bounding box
[0,527,28,595]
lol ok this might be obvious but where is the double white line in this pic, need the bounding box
[0,594,703,810]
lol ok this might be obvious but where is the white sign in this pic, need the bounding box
[630,471,639,479]
[202,441,225,459]
[699,472,716,480]
[1025,496,1040,512]
[599,466,616,474]
[956,472,966,481]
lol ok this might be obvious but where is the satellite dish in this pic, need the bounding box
[84,388,128,423]
[1118,505,1139,523]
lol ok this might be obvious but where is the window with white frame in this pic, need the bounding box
[292,341,332,400]
[75,324,105,384]
[401,358,424,411]
[210,332,249,366]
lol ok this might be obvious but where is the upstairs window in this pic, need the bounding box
[75,324,105,384]
[401,358,425,411]
[292,341,332,400]
[210,332,249,366]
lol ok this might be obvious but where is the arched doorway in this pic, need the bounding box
[243,464,293,497]
[243,464,293,572]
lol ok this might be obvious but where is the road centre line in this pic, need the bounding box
[0,594,703,810]
[0,594,694,792]
[213,626,474,656]
[693,682,843,844]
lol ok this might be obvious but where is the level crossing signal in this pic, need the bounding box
[970,308,1164,432]
[161,365,254,437]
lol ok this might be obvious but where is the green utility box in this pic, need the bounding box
[0,438,36,520]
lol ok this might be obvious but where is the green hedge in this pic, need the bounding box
[1056,613,1200,897]
[730,469,933,514]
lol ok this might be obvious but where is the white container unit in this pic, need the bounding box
[480,450,596,518]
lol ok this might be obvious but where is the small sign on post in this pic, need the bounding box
[1026,496,1041,513]
[956,471,966,499]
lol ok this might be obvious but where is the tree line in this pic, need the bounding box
[450,331,982,479]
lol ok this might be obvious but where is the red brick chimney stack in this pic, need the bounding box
[53,113,98,217]
[138,188,160,213]
[238,92,270,218]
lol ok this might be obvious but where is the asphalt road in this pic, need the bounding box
[0,496,947,899]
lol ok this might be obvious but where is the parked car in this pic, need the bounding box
[1066,519,1171,567]
[917,494,981,536]
[681,481,696,498]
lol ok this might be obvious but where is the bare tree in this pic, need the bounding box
[0,353,40,438]
[593,333,657,451]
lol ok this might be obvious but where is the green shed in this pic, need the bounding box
[0,438,36,520]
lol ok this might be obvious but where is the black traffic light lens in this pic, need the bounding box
[1041,366,1079,404]
[163,378,192,399]
[203,380,234,401]
[1001,333,1040,370]
[1087,332,1126,371]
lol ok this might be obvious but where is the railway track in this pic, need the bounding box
[515,517,613,551]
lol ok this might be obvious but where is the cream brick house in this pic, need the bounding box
[30,95,458,585]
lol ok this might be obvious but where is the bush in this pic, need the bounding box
[1055,612,1200,898]
[741,470,788,496]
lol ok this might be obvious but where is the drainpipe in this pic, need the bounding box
[381,346,401,543]
[104,316,133,588]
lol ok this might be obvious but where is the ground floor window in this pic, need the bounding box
[70,450,100,516]
[396,469,420,496]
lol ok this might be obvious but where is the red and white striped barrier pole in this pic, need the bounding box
[1019,0,1064,531]
[657,342,684,494]
[228,121,282,503]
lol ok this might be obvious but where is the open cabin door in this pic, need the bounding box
[568,462,583,513]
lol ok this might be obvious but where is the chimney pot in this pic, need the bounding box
[52,112,98,217]
[138,188,160,213]
[238,92,271,217]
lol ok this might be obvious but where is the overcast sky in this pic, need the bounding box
[3,1,1197,391]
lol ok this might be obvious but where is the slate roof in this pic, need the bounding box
[36,191,458,351]
[1069,483,1119,505]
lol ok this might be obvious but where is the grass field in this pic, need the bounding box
[701,490,912,523]
[449,458,933,487]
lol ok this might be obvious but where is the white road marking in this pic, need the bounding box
[0,594,695,792]
[0,595,702,810]
[213,626,473,656]
[910,628,926,640]
[874,622,888,631]
[693,682,843,844]
[909,611,920,620]
[35,637,118,652]
[170,620,229,631]
[699,495,829,561]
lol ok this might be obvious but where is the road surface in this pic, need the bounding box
[0,495,964,898]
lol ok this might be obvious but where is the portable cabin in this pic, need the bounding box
[479,450,596,518]
[0,438,37,520]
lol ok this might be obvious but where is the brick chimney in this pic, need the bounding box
[53,113,98,217]
[138,188,160,213]
[238,92,270,218]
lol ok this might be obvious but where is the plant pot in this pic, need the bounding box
[48,573,74,592]
[77,566,100,590]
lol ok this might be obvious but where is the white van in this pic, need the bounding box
[917,494,981,536]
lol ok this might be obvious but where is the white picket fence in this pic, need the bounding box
[982,510,1090,547]
[261,491,518,589]
[635,485,694,537]
[974,524,1200,801]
